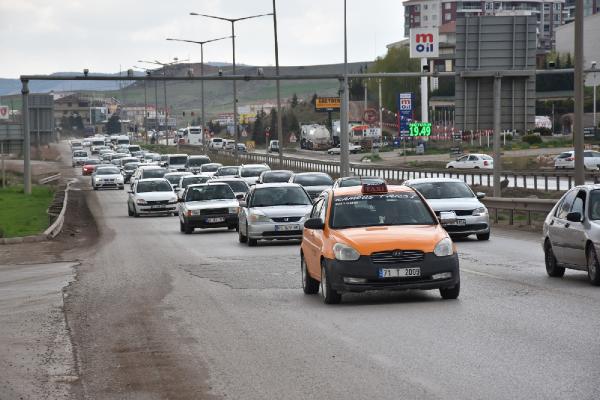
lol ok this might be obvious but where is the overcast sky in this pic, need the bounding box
[0,0,405,78]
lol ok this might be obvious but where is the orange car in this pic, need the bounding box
[300,183,460,304]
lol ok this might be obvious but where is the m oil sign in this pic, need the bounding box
[409,28,439,58]
[0,106,8,120]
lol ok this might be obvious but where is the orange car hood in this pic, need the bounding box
[330,225,447,254]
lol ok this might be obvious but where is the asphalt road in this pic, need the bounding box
[63,160,600,399]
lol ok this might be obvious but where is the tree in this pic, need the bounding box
[286,110,300,137]
[291,93,299,108]
[269,108,278,138]
[310,93,318,106]
[252,110,267,145]
[106,114,121,134]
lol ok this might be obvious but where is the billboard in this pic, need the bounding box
[397,93,414,136]
[409,28,439,58]
[315,97,341,112]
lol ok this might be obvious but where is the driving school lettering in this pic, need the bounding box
[334,193,417,203]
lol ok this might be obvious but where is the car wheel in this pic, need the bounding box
[447,166,454,169]
[127,205,134,217]
[320,263,341,304]
[301,255,319,295]
[474,166,480,169]
[544,240,565,277]
[477,232,490,241]
[183,222,193,234]
[439,281,460,299]
[586,245,600,286]
[238,225,247,243]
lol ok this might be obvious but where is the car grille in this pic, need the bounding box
[444,223,488,233]
[146,200,169,205]
[370,250,425,264]
[200,208,228,216]
[435,210,474,217]
[271,216,302,223]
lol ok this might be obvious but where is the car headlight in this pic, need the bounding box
[190,209,201,216]
[136,199,147,205]
[333,243,361,261]
[434,237,454,257]
[249,212,271,223]
[472,207,488,216]
[228,207,239,214]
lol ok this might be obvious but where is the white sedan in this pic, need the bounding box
[327,144,362,155]
[554,150,600,170]
[446,154,493,169]
[92,166,124,190]
[127,178,178,217]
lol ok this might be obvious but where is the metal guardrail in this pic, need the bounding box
[44,180,72,239]
[481,197,557,225]
[201,147,593,192]
[39,173,61,185]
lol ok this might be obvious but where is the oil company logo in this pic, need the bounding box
[409,28,439,58]
[0,106,8,120]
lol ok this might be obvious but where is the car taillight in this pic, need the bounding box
[566,157,574,161]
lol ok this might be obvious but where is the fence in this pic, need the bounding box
[481,197,556,226]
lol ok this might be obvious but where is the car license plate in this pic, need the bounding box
[151,205,164,210]
[206,217,225,223]
[455,219,466,226]
[379,267,421,278]
[275,224,300,231]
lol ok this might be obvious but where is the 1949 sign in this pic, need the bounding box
[408,122,432,137]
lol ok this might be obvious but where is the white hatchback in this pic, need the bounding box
[554,150,600,170]
[446,154,493,169]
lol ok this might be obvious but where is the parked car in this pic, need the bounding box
[211,177,250,200]
[239,164,271,185]
[446,154,493,169]
[91,166,124,190]
[542,185,600,285]
[554,150,600,170]
[289,172,334,200]
[257,170,294,184]
[332,176,386,188]
[72,150,89,167]
[238,183,313,246]
[404,178,490,240]
[127,178,178,217]
[178,182,240,233]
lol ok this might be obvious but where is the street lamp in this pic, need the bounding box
[592,61,598,134]
[166,36,231,151]
[190,11,273,162]
[138,58,184,146]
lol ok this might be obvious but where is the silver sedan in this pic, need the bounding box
[238,183,313,246]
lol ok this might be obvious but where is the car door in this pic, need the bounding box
[583,151,594,170]
[548,189,578,264]
[453,155,468,168]
[468,155,479,168]
[303,197,326,276]
[239,188,253,235]
[561,190,588,267]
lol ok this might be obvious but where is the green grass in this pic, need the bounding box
[0,185,55,238]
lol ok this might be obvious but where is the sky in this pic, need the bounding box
[0,0,405,78]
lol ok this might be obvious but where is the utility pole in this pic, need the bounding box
[574,0,584,185]
[21,80,31,195]
[273,0,283,166]
[493,75,502,197]
[340,0,350,177]
[377,78,382,155]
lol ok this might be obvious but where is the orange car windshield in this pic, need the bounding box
[330,193,436,229]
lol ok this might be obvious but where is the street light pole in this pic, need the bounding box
[592,61,597,133]
[340,0,350,177]
[272,0,283,166]
[574,2,584,185]
[190,12,273,163]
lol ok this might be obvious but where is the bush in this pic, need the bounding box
[522,134,543,145]
[532,127,553,136]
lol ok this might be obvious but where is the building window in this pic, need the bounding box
[445,12,452,20]
[414,16,420,23]
[554,3,561,11]
[423,15,428,21]
[485,2,493,10]
[432,14,437,20]
[414,5,420,12]
[424,4,428,10]
[445,2,451,10]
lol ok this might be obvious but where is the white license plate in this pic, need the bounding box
[275,224,300,231]
[455,219,466,226]
[379,267,421,278]
[206,217,225,223]
[151,205,164,210]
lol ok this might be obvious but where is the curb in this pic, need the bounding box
[0,180,73,245]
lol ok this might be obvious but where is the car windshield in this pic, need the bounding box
[294,174,333,186]
[181,176,210,188]
[410,182,474,199]
[142,168,167,179]
[219,180,249,193]
[185,185,235,201]
[169,156,187,165]
[137,180,172,192]
[217,167,239,176]
[96,168,119,175]
[250,187,312,207]
[188,157,210,167]
[202,164,221,172]
[262,171,293,183]
[123,163,139,171]
[338,177,384,187]
[330,193,435,228]
[589,190,600,220]
[241,166,269,177]
[165,175,186,185]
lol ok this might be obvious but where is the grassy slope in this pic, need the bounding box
[0,185,54,238]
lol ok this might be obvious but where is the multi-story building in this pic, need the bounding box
[563,0,599,24]
[403,0,565,50]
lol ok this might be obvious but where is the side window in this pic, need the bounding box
[468,155,478,161]
[458,156,468,162]
[310,198,324,219]
[556,190,577,219]
[584,151,593,157]
[571,191,586,217]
